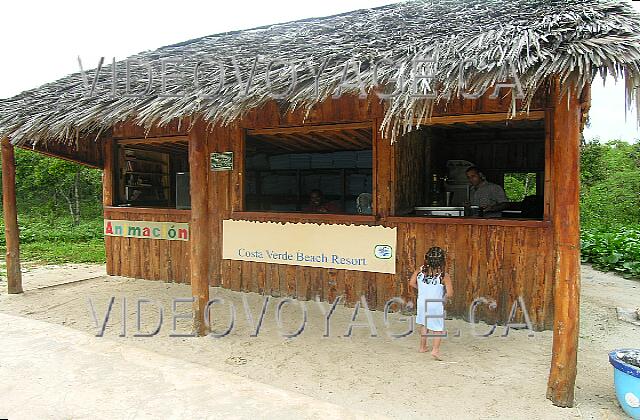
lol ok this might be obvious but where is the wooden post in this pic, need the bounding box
[1,138,23,294]
[373,118,395,219]
[188,121,210,336]
[546,83,582,407]
[102,138,115,207]
[102,138,115,275]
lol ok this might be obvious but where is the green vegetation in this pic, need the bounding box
[580,139,640,279]
[581,226,640,279]
[0,215,105,264]
[504,172,537,201]
[0,149,105,265]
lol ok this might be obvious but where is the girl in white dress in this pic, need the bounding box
[409,247,454,359]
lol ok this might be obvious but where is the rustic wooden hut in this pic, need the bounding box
[2,0,640,407]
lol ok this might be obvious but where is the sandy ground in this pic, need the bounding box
[0,312,376,420]
[3,263,107,290]
[0,264,639,419]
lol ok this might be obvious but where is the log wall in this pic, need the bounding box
[103,207,191,284]
[387,218,554,330]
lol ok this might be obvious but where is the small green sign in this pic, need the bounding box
[210,152,233,171]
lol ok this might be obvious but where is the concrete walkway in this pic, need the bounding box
[0,313,378,419]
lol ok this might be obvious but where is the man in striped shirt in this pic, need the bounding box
[465,166,508,218]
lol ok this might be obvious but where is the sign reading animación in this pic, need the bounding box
[104,220,189,241]
[222,220,397,274]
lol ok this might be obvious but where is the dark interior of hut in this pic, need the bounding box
[109,119,544,219]
[395,119,546,219]
[243,127,373,214]
[113,140,190,209]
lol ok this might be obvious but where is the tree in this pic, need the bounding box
[1,149,103,225]
[504,172,537,201]
[580,138,608,188]
[580,139,640,228]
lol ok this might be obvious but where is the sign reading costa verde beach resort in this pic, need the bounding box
[222,220,397,274]
[104,220,189,241]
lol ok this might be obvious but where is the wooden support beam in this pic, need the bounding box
[413,110,546,126]
[247,121,373,136]
[278,133,324,151]
[17,146,102,169]
[102,138,115,276]
[125,143,188,154]
[373,119,394,219]
[1,138,23,294]
[349,129,373,144]
[313,131,359,149]
[254,135,298,152]
[118,135,189,145]
[188,122,210,336]
[311,132,349,150]
[231,128,245,213]
[102,138,115,207]
[332,131,368,149]
[546,84,582,407]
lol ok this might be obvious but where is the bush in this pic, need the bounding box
[0,214,105,264]
[0,214,103,246]
[581,226,640,279]
[579,139,640,279]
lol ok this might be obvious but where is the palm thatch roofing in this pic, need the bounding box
[1,0,640,145]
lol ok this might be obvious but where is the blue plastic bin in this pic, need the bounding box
[609,349,640,419]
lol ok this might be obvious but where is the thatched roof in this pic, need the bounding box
[2,0,640,145]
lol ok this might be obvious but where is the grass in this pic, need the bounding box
[13,239,105,264]
[0,212,106,265]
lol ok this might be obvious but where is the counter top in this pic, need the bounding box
[387,215,550,228]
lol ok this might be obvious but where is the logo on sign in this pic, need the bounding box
[374,245,393,259]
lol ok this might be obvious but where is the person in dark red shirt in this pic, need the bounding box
[302,189,341,213]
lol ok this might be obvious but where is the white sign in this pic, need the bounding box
[222,220,397,274]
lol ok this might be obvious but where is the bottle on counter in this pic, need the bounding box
[430,173,441,206]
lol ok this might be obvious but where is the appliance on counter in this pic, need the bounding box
[415,206,465,217]
[443,159,474,206]
[414,205,482,217]
[176,172,191,210]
